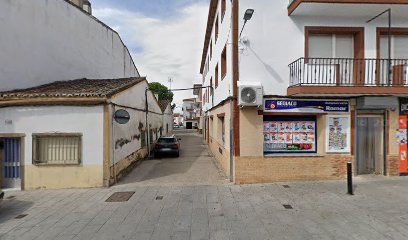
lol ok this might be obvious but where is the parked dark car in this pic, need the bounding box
[154,135,181,157]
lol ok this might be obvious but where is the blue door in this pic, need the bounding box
[2,138,21,189]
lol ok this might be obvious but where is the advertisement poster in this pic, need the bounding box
[399,116,408,174]
[326,116,350,153]
[263,120,316,153]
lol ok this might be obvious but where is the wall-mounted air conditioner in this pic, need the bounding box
[238,81,263,107]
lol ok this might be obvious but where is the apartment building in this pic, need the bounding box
[182,98,199,129]
[193,84,204,133]
[173,113,184,126]
[200,0,408,183]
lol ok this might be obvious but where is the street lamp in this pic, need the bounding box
[240,9,254,37]
[367,9,392,85]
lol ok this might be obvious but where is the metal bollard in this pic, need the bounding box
[347,161,353,195]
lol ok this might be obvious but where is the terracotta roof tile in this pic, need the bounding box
[158,99,172,112]
[0,77,146,99]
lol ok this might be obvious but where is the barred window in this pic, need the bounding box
[33,134,82,165]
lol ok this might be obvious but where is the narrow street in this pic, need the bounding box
[117,129,229,187]
[1,132,408,239]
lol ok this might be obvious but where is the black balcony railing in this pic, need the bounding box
[289,58,408,87]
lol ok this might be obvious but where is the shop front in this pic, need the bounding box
[236,98,353,184]
[399,98,408,175]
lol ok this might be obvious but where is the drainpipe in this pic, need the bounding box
[354,108,358,175]
[145,88,150,157]
[384,110,388,175]
[111,103,117,184]
[229,96,234,181]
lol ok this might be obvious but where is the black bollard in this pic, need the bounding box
[347,161,353,195]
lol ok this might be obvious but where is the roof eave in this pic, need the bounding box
[200,0,218,74]
[0,97,108,108]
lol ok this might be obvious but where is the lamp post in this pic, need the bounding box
[367,9,392,85]
[239,9,255,38]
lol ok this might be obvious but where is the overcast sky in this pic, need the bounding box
[92,0,209,111]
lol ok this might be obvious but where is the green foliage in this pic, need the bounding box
[149,82,174,101]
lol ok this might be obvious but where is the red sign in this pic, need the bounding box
[399,116,408,174]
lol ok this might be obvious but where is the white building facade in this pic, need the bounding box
[0,78,172,190]
[182,98,199,129]
[200,0,408,183]
[0,0,139,92]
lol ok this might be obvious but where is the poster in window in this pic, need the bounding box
[263,119,316,154]
[326,116,350,153]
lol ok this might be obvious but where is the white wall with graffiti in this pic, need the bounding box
[110,80,169,164]
[162,104,174,136]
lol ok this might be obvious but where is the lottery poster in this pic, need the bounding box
[326,116,350,153]
[263,120,316,153]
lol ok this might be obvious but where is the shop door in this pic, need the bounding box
[1,138,21,189]
[357,117,384,175]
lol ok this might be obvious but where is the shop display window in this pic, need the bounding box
[263,116,317,154]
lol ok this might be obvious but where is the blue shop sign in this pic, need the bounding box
[264,99,349,113]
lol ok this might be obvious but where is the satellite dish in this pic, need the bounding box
[241,87,256,103]
[114,109,130,124]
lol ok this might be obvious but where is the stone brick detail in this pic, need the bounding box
[208,137,230,177]
[387,155,399,176]
[235,155,353,184]
[109,148,147,185]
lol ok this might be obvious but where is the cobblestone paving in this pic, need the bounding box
[1,131,408,240]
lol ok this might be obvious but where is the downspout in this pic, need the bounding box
[354,108,358,175]
[145,88,150,157]
[229,96,234,182]
[111,103,117,184]
[384,110,388,175]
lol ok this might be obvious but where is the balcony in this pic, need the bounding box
[288,58,408,96]
[288,0,408,17]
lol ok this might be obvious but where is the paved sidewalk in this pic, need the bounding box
[1,178,408,239]
[1,131,408,239]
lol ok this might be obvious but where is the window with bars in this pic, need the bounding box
[32,134,82,165]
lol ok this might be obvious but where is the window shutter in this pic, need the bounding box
[308,34,332,58]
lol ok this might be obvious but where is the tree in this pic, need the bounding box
[148,82,174,102]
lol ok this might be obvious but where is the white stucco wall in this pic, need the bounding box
[0,106,104,166]
[238,0,408,96]
[163,104,174,135]
[111,81,166,163]
[0,0,139,91]
[202,0,233,112]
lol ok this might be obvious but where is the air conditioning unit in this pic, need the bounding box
[238,81,263,107]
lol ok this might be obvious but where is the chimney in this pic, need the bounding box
[69,0,92,14]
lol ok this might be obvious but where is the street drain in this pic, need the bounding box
[15,214,28,219]
[282,185,290,188]
[155,196,163,200]
[283,204,293,209]
[7,196,15,200]
[105,192,135,202]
